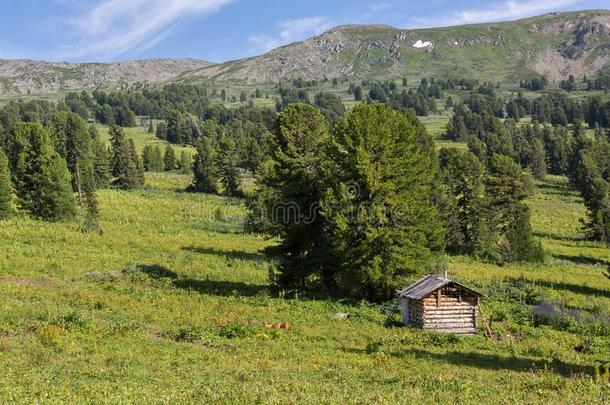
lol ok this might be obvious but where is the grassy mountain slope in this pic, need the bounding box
[186,9,610,84]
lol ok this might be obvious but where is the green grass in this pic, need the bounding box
[97,125,196,157]
[0,158,609,401]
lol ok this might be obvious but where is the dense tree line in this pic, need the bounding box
[0,99,150,229]
[243,103,543,300]
[247,104,444,300]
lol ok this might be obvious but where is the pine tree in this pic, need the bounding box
[88,125,99,141]
[530,138,547,179]
[129,139,145,187]
[178,151,192,174]
[0,148,13,220]
[438,148,488,256]
[486,154,543,263]
[150,146,165,172]
[14,123,76,221]
[322,104,445,300]
[192,137,218,193]
[582,177,610,245]
[164,145,176,171]
[92,140,111,189]
[110,125,141,189]
[142,145,153,171]
[216,137,241,196]
[249,104,333,288]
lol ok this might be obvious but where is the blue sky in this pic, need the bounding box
[0,0,606,63]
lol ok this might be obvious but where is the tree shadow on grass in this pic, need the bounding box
[506,276,610,299]
[391,349,594,378]
[135,264,179,280]
[533,231,585,242]
[173,277,269,297]
[132,263,269,297]
[182,246,265,262]
[552,253,610,268]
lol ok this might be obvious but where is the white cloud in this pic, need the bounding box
[57,0,235,61]
[249,16,333,54]
[409,0,583,28]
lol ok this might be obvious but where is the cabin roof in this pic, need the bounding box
[397,274,482,300]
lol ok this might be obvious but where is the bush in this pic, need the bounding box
[174,325,204,342]
[217,322,255,339]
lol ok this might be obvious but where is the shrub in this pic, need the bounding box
[217,322,254,339]
[174,325,204,342]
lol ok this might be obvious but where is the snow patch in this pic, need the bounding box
[412,40,432,49]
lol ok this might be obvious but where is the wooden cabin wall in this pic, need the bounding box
[402,298,425,327]
[420,286,478,334]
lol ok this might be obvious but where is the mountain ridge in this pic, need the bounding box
[0,9,609,94]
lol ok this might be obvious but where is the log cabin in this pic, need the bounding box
[398,275,482,335]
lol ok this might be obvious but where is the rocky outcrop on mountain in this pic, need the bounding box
[0,59,213,95]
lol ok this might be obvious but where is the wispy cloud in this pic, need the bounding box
[56,0,235,61]
[409,0,584,28]
[248,16,333,54]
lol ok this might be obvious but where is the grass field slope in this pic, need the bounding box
[0,126,609,402]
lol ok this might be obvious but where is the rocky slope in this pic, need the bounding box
[187,9,610,84]
[0,59,213,95]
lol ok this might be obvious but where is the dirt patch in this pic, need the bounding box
[0,276,58,290]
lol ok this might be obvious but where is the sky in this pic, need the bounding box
[0,0,606,63]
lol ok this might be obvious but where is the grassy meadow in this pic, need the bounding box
[0,128,609,403]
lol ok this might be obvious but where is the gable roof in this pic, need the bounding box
[397,275,482,300]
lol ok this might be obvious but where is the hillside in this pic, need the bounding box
[0,10,608,95]
[0,59,213,95]
[187,9,610,84]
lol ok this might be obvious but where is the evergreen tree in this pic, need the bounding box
[438,148,488,256]
[486,154,543,263]
[178,151,192,174]
[142,145,153,171]
[156,121,167,140]
[13,123,76,221]
[354,86,363,102]
[582,177,610,245]
[164,145,177,171]
[92,139,111,189]
[530,138,547,179]
[502,206,545,262]
[249,104,333,288]
[192,137,218,193]
[88,125,99,141]
[129,139,145,187]
[148,146,164,172]
[110,125,141,189]
[0,148,13,220]
[216,137,241,196]
[322,104,445,299]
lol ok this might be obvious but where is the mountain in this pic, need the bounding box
[0,10,608,95]
[186,9,610,84]
[0,59,213,95]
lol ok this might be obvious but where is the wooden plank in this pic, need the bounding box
[423,315,474,321]
[424,321,474,326]
[424,311,476,316]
